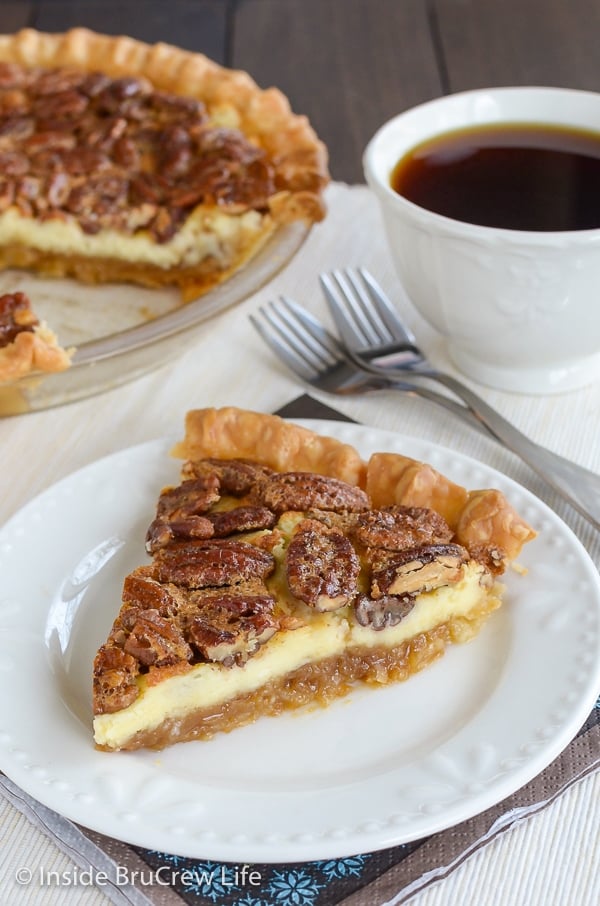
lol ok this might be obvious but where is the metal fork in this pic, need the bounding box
[249,299,487,433]
[321,268,600,530]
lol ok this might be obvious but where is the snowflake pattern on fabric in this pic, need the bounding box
[232,897,273,906]
[148,849,188,867]
[180,861,231,901]
[141,849,378,906]
[267,869,323,906]
[314,855,369,880]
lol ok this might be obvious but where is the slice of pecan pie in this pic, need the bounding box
[93,408,536,751]
[0,289,70,381]
[0,29,328,302]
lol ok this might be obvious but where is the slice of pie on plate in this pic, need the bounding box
[93,407,536,752]
[0,289,71,381]
[0,29,328,302]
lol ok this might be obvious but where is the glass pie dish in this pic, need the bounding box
[0,220,309,417]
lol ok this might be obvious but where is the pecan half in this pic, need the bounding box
[121,569,180,617]
[208,505,276,537]
[145,475,222,552]
[181,458,274,497]
[261,472,369,514]
[371,543,468,598]
[123,608,192,667]
[186,590,278,664]
[146,515,214,553]
[0,150,29,175]
[354,593,416,630]
[157,476,221,520]
[352,506,453,551]
[32,89,88,120]
[154,538,275,588]
[31,68,87,96]
[93,644,139,714]
[286,528,360,610]
[0,116,34,141]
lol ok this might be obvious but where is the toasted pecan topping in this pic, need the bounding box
[286,528,360,611]
[0,62,277,239]
[153,538,275,588]
[354,593,416,630]
[208,505,277,537]
[261,471,369,514]
[181,458,274,497]
[371,543,468,599]
[351,506,453,551]
[123,608,193,667]
[115,566,279,663]
[187,588,276,617]
[0,291,38,346]
[93,644,139,714]
[466,543,508,576]
[146,504,277,552]
[146,515,215,553]
[145,476,221,552]
[186,591,278,665]
[122,569,180,616]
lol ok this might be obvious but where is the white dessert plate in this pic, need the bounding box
[0,421,599,862]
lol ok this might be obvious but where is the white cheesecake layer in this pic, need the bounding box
[0,206,265,268]
[94,563,496,750]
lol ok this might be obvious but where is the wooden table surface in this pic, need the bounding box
[2,0,600,183]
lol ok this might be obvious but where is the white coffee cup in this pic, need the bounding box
[363,87,600,394]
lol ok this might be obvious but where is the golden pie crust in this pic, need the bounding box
[171,406,367,486]
[0,29,329,301]
[93,407,536,752]
[0,290,71,382]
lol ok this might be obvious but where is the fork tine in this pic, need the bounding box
[320,270,400,349]
[278,296,344,365]
[319,273,372,349]
[249,309,317,381]
[358,268,417,345]
[344,269,393,343]
[264,300,334,372]
[250,295,344,380]
[332,270,384,346]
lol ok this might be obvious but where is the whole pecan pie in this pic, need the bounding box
[93,408,536,752]
[0,29,328,304]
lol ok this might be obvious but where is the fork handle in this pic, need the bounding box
[423,371,600,529]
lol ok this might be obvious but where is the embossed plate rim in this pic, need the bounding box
[0,421,599,861]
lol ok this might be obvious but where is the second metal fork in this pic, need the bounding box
[249,299,486,433]
[321,268,600,530]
